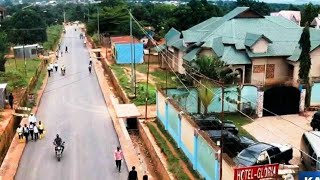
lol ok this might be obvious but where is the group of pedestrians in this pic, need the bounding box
[16,113,45,143]
[47,62,60,77]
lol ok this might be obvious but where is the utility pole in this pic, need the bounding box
[97,7,100,44]
[219,83,225,180]
[129,10,136,97]
[23,33,27,76]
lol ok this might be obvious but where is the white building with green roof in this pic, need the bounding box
[164,7,320,86]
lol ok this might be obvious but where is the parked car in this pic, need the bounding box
[234,142,293,167]
[207,130,256,157]
[300,131,320,171]
[193,115,239,135]
[311,111,320,131]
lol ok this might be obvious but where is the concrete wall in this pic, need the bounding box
[251,57,289,86]
[157,90,221,180]
[251,39,268,53]
[310,47,320,78]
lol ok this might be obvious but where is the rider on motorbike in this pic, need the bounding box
[54,134,64,154]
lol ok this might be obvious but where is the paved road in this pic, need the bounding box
[16,25,128,180]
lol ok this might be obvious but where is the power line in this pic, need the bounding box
[129,13,320,165]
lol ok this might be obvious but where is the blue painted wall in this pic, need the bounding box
[114,43,144,64]
[311,82,320,106]
[157,91,220,180]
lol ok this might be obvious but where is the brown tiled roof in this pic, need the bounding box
[110,36,140,44]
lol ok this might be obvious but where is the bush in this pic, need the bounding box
[92,33,101,47]
[0,71,28,92]
[43,25,63,50]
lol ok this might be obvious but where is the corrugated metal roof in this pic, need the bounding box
[110,36,140,44]
[221,46,251,64]
[304,131,320,157]
[244,33,272,47]
[182,48,201,62]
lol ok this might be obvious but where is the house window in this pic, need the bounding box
[253,65,265,73]
[266,64,275,79]
[31,49,37,55]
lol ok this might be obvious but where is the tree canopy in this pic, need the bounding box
[5,10,47,45]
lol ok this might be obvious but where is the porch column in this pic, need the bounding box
[256,90,264,118]
[299,89,306,113]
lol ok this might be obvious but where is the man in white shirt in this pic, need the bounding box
[28,113,37,124]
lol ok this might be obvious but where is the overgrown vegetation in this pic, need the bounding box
[43,25,63,50]
[1,59,41,92]
[110,64,156,105]
[150,120,202,179]
[147,122,191,180]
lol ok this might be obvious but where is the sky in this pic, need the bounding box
[252,0,319,4]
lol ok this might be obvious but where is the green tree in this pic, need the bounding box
[301,3,319,26]
[6,10,47,45]
[197,80,215,115]
[237,0,270,15]
[298,24,311,107]
[0,32,8,72]
[185,56,238,84]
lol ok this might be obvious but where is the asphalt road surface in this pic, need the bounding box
[15,25,128,180]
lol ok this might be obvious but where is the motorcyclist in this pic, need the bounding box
[54,134,64,154]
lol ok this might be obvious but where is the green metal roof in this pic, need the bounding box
[171,39,186,51]
[153,44,166,52]
[221,46,251,64]
[182,48,201,62]
[244,33,272,47]
[165,28,181,46]
[166,7,320,65]
[287,46,301,62]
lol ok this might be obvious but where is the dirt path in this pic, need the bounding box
[123,67,158,85]
[148,121,198,180]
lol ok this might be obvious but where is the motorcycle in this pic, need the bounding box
[54,141,65,161]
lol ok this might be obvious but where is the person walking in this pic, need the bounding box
[47,64,51,77]
[50,63,54,72]
[33,124,39,141]
[54,62,58,72]
[29,122,34,141]
[16,125,23,142]
[58,43,61,50]
[8,93,14,109]
[61,51,63,57]
[38,121,45,139]
[65,46,68,53]
[28,113,37,124]
[128,166,138,180]
[114,146,123,172]
[89,57,92,65]
[88,64,92,74]
[23,124,29,143]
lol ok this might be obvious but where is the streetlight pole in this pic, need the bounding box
[97,7,100,44]
[219,83,225,180]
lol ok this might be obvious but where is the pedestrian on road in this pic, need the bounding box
[47,64,51,77]
[50,63,54,72]
[61,51,63,57]
[89,57,92,65]
[28,113,37,124]
[23,124,29,143]
[88,64,92,73]
[29,122,34,140]
[8,93,14,109]
[65,46,68,53]
[128,166,138,180]
[114,146,123,172]
[33,124,39,141]
[38,121,45,139]
[58,43,61,50]
[17,125,23,142]
[54,62,58,72]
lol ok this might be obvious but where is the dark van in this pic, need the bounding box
[300,131,320,171]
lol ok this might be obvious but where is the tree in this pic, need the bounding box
[185,56,238,84]
[0,32,8,72]
[6,10,47,45]
[298,24,312,107]
[237,0,270,15]
[301,3,319,26]
[197,80,215,115]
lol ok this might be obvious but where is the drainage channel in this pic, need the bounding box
[104,72,159,180]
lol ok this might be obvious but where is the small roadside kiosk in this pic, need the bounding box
[0,83,7,109]
[114,104,141,129]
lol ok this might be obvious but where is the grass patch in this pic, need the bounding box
[147,122,191,180]
[154,120,202,179]
[1,58,41,92]
[224,113,256,140]
[43,25,63,50]
[110,64,156,106]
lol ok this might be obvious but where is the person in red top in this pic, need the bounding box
[114,146,123,172]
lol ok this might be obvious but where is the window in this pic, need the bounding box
[253,65,265,73]
[266,64,275,79]
[31,49,37,55]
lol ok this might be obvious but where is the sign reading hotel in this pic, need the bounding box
[234,164,279,180]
